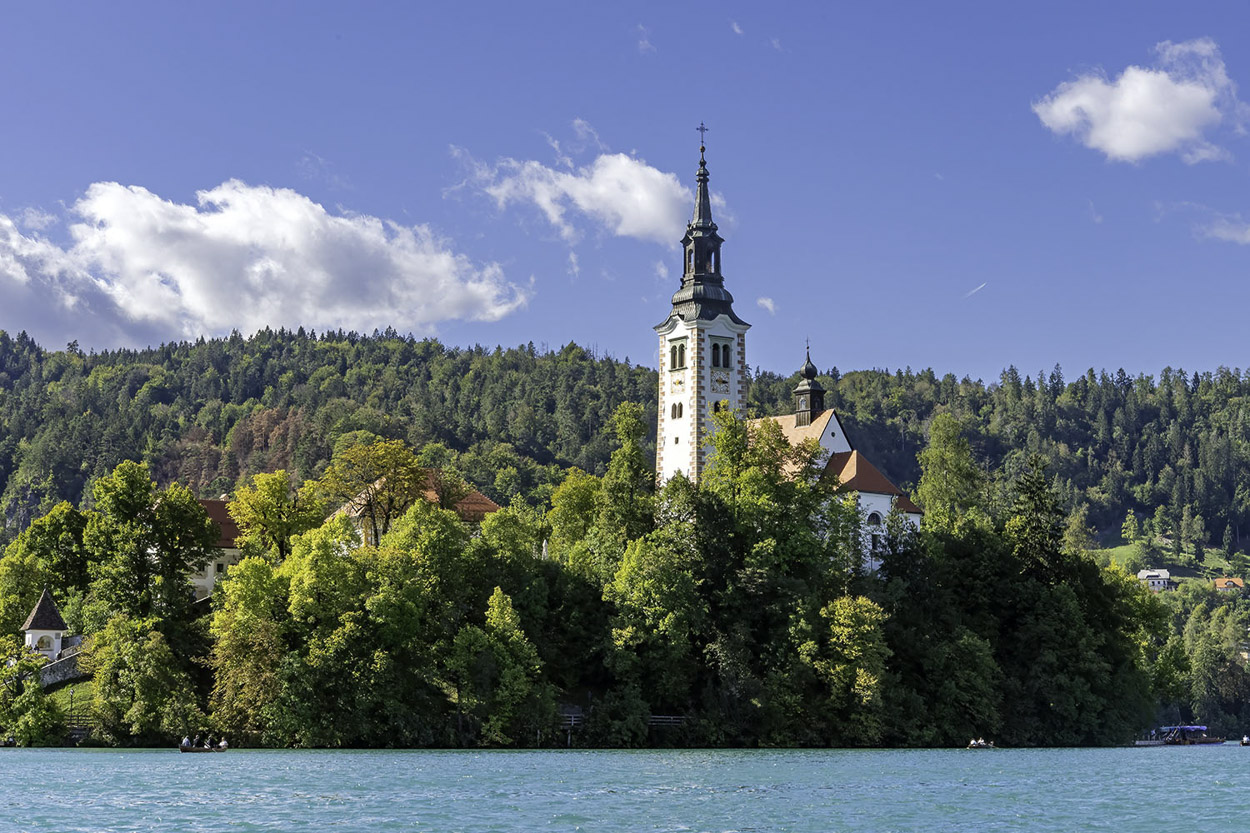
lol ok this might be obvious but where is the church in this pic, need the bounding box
[653,139,921,567]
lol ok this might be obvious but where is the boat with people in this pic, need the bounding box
[179,735,229,753]
[1135,726,1225,746]
[967,738,995,749]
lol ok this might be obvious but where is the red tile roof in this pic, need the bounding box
[198,499,241,549]
[825,450,923,515]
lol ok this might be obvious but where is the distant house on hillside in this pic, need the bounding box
[1137,569,1176,593]
[192,498,242,600]
[339,471,502,546]
[193,472,501,596]
[1214,577,1244,593]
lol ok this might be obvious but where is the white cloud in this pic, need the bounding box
[654,260,669,280]
[1034,38,1244,163]
[769,37,783,52]
[757,296,777,315]
[17,208,57,232]
[567,251,580,277]
[730,20,743,35]
[1203,213,1250,243]
[637,24,655,53]
[0,180,526,348]
[474,152,692,246]
[963,282,987,299]
[1088,200,1104,224]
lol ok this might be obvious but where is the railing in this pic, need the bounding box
[647,715,688,727]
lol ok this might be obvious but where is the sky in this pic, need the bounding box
[2,2,1249,382]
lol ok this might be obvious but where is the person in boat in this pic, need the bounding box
[193,734,200,748]
[218,737,229,750]
[180,736,191,749]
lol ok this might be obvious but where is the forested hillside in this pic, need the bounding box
[3,327,1250,562]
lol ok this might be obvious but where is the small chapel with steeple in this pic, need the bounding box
[653,134,921,567]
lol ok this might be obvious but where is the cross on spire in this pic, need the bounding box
[696,121,709,157]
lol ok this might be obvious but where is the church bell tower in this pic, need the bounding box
[654,132,750,483]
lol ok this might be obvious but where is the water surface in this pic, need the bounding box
[1,746,1242,832]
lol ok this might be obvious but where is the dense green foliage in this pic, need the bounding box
[3,328,1249,559]
[3,327,1250,746]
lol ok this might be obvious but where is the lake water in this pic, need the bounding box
[0,746,1243,832]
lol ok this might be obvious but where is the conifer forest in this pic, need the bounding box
[2,328,1249,747]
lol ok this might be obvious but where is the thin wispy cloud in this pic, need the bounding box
[769,37,783,52]
[757,296,777,315]
[637,24,655,53]
[730,20,743,36]
[0,180,526,349]
[963,282,987,299]
[1034,38,1246,164]
[1088,200,1104,224]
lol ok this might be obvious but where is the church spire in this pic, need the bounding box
[658,126,747,327]
[691,137,715,230]
[793,345,826,427]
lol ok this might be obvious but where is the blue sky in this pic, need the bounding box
[2,2,1249,382]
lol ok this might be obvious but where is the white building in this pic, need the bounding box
[1137,568,1175,593]
[22,588,67,660]
[654,143,751,483]
[192,498,243,600]
[653,142,921,569]
[748,353,923,571]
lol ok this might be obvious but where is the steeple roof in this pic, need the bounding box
[794,347,824,395]
[690,147,716,230]
[657,137,748,329]
[22,587,67,632]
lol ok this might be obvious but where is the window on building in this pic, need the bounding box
[711,344,720,367]
[215,562,225,574]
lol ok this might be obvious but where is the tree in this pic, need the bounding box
[86,461,218,634]
[83,615,204,744]
[916,413,982,532]
[1062,503,1095,558]
[1121,509,1140,544]
[449,587,552,745]
[0,502,91,633]
[228,470,324,562]
[0,635,62,745]
[797,595,891,745]
[209,556,290,742]
[315,439,425,545]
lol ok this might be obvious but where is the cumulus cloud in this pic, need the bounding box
[0,180,526,349]
[471,152,692,246]
[1034,38,1245,163]
[757,297,777,315]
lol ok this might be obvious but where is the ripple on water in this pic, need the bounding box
[0,746,1245,832]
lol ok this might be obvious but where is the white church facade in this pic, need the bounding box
[653,141,921,566]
